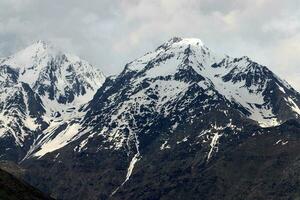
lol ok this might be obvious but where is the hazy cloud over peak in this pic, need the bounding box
[0,0,299,90]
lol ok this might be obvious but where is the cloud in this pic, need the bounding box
[0,0,299,90]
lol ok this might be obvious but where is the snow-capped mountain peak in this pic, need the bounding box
[1,41,105,103]
[157,37,205,50]
[126,37,219,74]
[122,37,300,127]
[0,41,105,155]
[1,40,54,69]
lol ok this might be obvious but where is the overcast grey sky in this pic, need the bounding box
[0,0,299,90]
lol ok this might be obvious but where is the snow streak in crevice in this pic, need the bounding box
[110,114,141,196]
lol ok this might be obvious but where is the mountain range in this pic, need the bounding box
[0,37,300,200]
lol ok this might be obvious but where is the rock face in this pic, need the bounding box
[1,37,300,200]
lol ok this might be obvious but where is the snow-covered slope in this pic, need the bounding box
[0,41,105,161]
[121,37,300,127]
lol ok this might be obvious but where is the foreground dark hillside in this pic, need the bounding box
[0,168,53,200]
